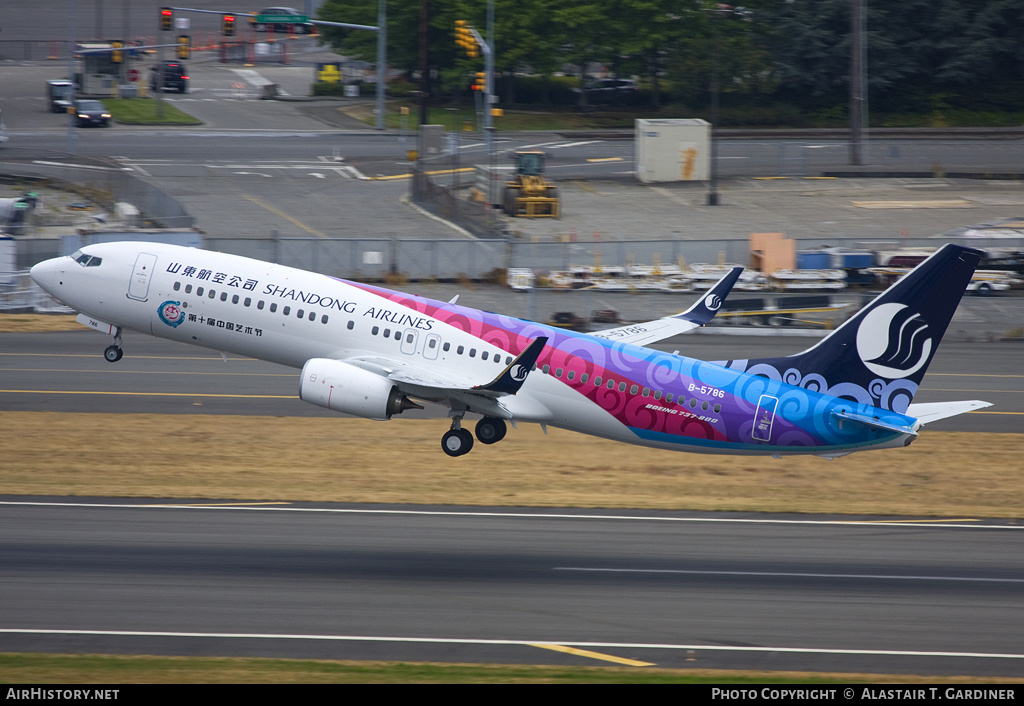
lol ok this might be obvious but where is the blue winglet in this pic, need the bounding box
[473,336,549,395]
[676,266,744,326]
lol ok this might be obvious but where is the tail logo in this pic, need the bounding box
[704,293,723,311]
[510,364,529,381]
[855,303,932,379]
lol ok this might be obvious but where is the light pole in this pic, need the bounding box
[706,5,729,206]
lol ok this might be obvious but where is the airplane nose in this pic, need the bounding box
[30,258,58,293]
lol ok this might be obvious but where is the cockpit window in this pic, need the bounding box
[71,250,102,267]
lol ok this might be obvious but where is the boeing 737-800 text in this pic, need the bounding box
[29,242,989,458]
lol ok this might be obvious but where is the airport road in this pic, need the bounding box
[1,329,1020,432]
[0,498,1022,675]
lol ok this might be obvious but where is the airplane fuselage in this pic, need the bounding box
[30,242,923,457]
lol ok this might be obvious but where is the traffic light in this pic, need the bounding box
[177,34,190,60]
[223,14,235,37]
[160,7,173,31]
[111,40,123,64]
[454,20,479,59]
[473,72,486,92]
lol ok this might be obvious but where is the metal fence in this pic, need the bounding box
[0,160,194,233]
[410,167,505,238]
[7,233,1023,316]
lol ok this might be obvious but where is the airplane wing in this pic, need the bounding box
[338,336,552,421]
[590,266,743,346]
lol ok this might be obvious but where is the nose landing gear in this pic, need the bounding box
[103,328,124,363]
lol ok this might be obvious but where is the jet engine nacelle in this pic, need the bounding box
[299,358,421,420]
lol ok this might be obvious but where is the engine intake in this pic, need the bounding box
[299,358,421,420]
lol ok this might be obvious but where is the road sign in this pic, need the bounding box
[127,69,139,82]
[256,14,307,23]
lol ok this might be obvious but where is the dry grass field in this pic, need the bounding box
[2,412,1021,517]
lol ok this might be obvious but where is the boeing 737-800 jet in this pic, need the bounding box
[29,242,989,458]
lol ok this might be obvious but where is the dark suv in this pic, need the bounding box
[150,61,189,93]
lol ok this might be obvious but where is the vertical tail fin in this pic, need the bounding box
[729,244,982,414]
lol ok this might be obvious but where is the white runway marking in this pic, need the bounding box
[1,628,1022,661]
[554,567,1024,583]
[0,500,1019,530]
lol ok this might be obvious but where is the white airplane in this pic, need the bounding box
[29,241,989,458]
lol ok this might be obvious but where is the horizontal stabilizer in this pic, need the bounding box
[906,400,992,425]
[831,408,918,437]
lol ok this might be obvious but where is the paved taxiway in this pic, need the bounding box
[1,328,1020,431]
[1,498,1022,675]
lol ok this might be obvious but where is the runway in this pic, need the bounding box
[1,330,1020,431]
[1,498,1022,676]
[2,330,1022,676]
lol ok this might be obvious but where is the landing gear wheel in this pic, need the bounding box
[476,417,507,445]
[103,345,123,363]
[441,428,474,457]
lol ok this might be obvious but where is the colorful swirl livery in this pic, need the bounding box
[30,242,990,458]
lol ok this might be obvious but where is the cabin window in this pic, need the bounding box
[666,393,674,403]
[630,384,638,395]
[232,294,239,304]
[443,342,450,352]
[701,401,709,411]
[542,365,550,374]
[297,309,304,319]
[283,306,290,316]
[607,380,615,390]
[270,303,277,313]
[567,371,575,381]
[257,300,264,310]
[220,292,228,302]
[321,315,328,324]
[383,328,391,338]
[173,281,181,291]
[428,338,437,349]
[208,290,216,299]
[185,285,193,294]
[556,368,563,378]
[593,377,601,386]
[642,387,650,397]
[197,287,204,297]
[244,297,251,307]
[469,348,477,358]
[505,356,512,365]
[653,391,662,400]
[395,330,402,340]
[457,345,464,355]
[372,326,379,335]
[347,320,354,330]
[580,373,588,383]
[713,403,721,413]
[482,351,489,361]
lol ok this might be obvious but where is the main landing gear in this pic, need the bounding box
[103,329,124,363]
[441,415,508,457]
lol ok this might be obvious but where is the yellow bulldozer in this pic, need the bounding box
[502,150,560,218]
